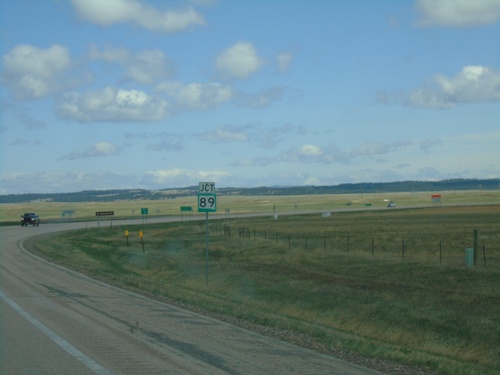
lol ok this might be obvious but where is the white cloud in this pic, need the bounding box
[415,0,500,27]
[216,42,263,79]
[58,142,120,160]
[2,44,72,99]
[56,87,169,122]
[277,52,293,73]
[155,81,232,110]
[236,140,415,168]
[303,177,320,185]
[407,66,500,108]
[125,50,173,84]
[89,45,173,84]
[300,144,323,157]
[0,171,139,194]
[71,0,205,33]
[144,168,230,186]
[279,144,332,164]
[88,44,130,63]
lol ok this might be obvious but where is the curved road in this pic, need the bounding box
[1,221,384,374]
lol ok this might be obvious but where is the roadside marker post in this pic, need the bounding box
[198,182,217,284]
[139,231,144,253]
[125,230,129,247]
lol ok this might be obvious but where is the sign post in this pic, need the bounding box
[141,208,148,224]
[198,182,216,284]
[96,211,114,228]
[180,206,192,221]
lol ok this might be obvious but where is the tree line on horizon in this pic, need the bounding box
[1,178,499,204]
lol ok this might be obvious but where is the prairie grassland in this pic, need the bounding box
[28,205,500,375]
[2,189,499,223]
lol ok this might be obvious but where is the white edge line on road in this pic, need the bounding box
[0,290,114,375]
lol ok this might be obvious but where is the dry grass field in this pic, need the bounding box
[1,189,499,223]
[19,190,500,375]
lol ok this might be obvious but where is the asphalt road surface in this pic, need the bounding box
[1,221,385,375]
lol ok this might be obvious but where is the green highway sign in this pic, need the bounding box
[180,206,192,212]
[198,193,217,212]
[141,208,148,215]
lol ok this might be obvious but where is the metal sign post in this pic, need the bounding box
[198,182,216,284]
[180,206,192,221]
[96,211,114,229]
[141,208,148,224]
[205,211,209,284]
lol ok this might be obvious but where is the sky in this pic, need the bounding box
[1,0,499,195]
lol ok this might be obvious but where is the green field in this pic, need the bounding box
[19,192,500,375]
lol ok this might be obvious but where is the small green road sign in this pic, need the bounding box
[141,208,148,214]
[198,194,216,212]
[180,206,192,212]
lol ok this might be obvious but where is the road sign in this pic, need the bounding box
[198,193,217,212]
[199,182,215,193]
[141,208,148,215]
[180,206,192,212]
[95,211,114,216]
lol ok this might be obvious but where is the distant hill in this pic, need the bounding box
[0,179,498,204]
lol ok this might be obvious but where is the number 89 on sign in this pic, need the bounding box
[198,194,217,212]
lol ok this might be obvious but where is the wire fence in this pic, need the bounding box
[208,223,498,268]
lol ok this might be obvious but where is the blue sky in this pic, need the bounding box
[1,0,499,194]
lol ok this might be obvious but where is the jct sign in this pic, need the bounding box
[198,182,216,213]
[199,182,215,193]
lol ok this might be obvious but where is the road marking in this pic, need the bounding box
[0,290,114,375]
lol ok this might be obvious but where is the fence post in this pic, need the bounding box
[473,229,478,265]
[483,244,487,267]
[402,237,405,261]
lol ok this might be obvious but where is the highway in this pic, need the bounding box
[0,221,384,374]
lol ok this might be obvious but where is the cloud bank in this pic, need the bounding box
[407,66,500,108]
[71,0,205,33]
[415,0,500,27]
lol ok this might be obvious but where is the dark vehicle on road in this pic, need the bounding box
[21,213,40,226]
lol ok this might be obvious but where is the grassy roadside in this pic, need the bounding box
[27,206,500,375]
